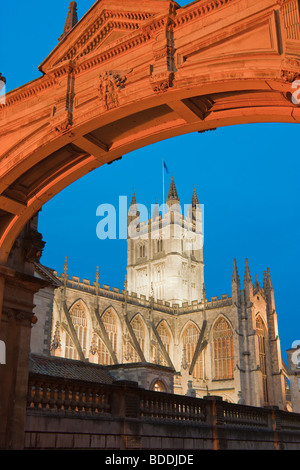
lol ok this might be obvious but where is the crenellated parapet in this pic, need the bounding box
[55,268,232,314]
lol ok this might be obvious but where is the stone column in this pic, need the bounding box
[0,215,48,449]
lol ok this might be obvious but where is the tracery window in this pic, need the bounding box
[153,321,171,366]
[96,309,118,365]
[182,323,204,380]
[124,335,138,363]
[131,316,145,354]
[256,316,268,405]
[123,316,145,363]
[66,302,88,359]
[97,337,113,365]
[102,309,118,354]
[213,317,234,380]
[65,332,77,360]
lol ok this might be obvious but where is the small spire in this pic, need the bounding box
[202,282,206,306]
[244,258,252,284]
[232,259,240,284]
[64,256,68,275]
[254,274,260,289]
[63,256,68,288]
[267,267,273,288]
[95,266,100,296]
[59,1,78,41]
[128,192,140,215]
[191,186,201,223]
[128,192,140,234]
[167,177,179,204]
[153,201,159,218]
[130,192,137,206]
[191,186,200,208]
[264,267,273,290]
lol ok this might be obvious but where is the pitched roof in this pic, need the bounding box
[39,0,175,73]
[34,262,62,287]
[29,354,114,384]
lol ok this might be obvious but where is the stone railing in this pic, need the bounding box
[222,401,269,428]
[27,373,112,414]
[26,373,300,450]
[140,389,207,422]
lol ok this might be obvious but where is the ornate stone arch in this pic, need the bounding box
[101,305,122,328]
[210,313,235,335]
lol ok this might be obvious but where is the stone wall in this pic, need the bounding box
[25,373,300,450]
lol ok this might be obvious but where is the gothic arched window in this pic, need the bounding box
[256,315,268,405]
[182,323,204,380]
[153,321,171,366]
[213,317,234,380]
[157,239,163,252]
[97,337,113,365]
[139,244,146,258]
[131,315,145,355]
[67,302,88,359]
[102,309,118,354]
[65,332,77,360]
[123,316,145,363]
[94,309,118,365]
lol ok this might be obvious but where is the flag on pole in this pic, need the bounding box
[163,160,169,174]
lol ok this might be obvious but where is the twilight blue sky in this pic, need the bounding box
[1,0,300,361]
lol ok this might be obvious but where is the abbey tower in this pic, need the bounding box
[126,178,204,305]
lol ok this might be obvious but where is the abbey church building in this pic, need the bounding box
[31,178,289,410]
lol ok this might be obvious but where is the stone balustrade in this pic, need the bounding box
[25,372,300,450]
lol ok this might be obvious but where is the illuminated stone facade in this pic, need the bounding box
[31,179,289,409]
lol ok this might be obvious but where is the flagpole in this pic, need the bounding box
[162,159,165,214]
[162,159,165,217]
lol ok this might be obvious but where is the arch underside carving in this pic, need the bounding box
[0,0,300,262]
